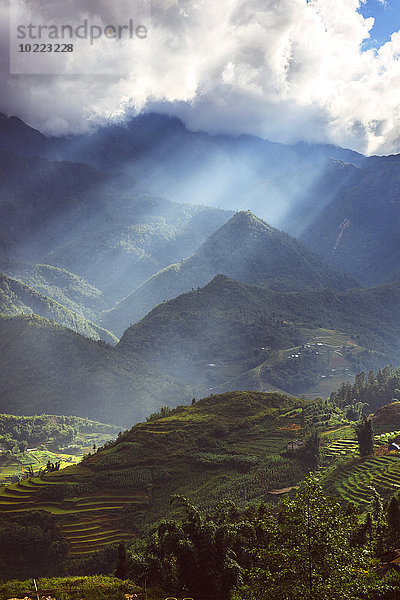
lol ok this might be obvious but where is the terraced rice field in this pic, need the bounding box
[60,517,133,555]
[323,438,358,459]
[0,477,147,554]
[323,430,400,460]
[323,453,400,507]
[319,429,400,507]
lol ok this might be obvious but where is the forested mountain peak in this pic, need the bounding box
[102,208,359,334]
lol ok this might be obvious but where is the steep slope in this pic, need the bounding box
[0,150,231,303]
[43,204,232,302]
[102,211,358,335]
[0,390,311,545]
[1,112,365,235]
[117,275,400,393]
[0,260,108,320]
[273,159,360,237]
[301,154,400,286]
[0,150,115,260]
[0,113,58,159]
[0,314,190,425]
[0,273,116,343]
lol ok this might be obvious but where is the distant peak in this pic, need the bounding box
[225,210,274,231]
[221,210,276,232]
[207,274,233,286]
[233,209,257,219]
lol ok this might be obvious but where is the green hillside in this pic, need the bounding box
[3,388,400,590]
[0,314,190,425]
[44,204,232,304]
[0,390,316,560]
[101,210,357,335]
[0,260,108,319]
[316,403,400,508]
[0,273,116,344]
[0,150,231,305]
[117,275,400,396]
[0,413,120,485]
[0,412,119,450]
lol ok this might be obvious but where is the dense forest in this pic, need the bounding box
[331,365,400,413]
[123,480,400,600]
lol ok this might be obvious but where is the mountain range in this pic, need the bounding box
[0,148,231,303]
[0,313,189,425]
[0,111,364,232]
[0,273,116,343]
[101,210,358,335]
[301,154,400,286]
[1,111,400,426]
[117,275,400,393]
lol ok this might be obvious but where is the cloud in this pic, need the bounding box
[1,0,400,154]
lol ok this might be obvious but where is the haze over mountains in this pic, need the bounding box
[0,147,231,302]
[102,210,357,335]
[118,275,400,394]
[0,313,189,425]
[0,273,116,344]
[1,111,400,424]
[302,154,400,286]
[0,111,363,232]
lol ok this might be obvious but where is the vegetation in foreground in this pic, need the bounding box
[0,575,145,600]
[5,480,400,599]
[2,373,400,597]
[124,479,400,600]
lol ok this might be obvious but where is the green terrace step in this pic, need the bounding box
[69,539,132,551]
[337,487,370,505]
[372,474,400,489]
[341,484,372,502]
[0,489,36,498]
[325,456,400,506]
[0,501,37,510]
[63,529,109,539]
[65,529,127,541]
[61,519,103,533]
[58,513,135,556]
[60,518,106,528]
[68,531,131,543]
[16,481,42,491]
[0,495,36,503]
[321,428,400,507]
[372,468,400,484]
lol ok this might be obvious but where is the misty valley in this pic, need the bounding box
[2,112,400,599]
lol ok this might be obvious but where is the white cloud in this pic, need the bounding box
[1,0,400,154]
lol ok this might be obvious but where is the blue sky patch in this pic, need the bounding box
[359,0,400,50]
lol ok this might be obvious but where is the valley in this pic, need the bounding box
[1,111,400,599]
[0,413,120,485]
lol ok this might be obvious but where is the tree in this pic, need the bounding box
[235,477,381,600]
[115,542,128,579]
[304,429,321,468]
[354,416,374,457]
[386,496,400,549]
[18,440,28,453]
[129,497,243,600]
[345,401,368,421]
